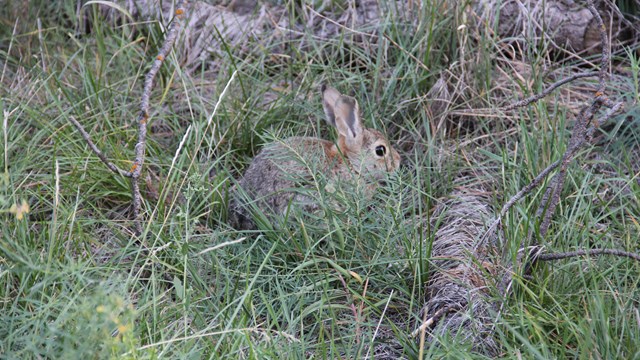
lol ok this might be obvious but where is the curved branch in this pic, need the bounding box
[537,249,640,263]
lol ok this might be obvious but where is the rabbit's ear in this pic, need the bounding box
[321,84,341,127]
[333,95,364,149]
[321,84,363,150]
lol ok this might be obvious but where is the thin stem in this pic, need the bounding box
[68,116,131,178]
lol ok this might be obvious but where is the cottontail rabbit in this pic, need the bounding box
[228,84,400,230]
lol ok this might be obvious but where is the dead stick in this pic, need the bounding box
[130,0,187,234]
[484,0,618,243]
[587,0,609,93]
[503,72,597,111]
[536,105,592,237]
[492,1,627,298]
[491,0,617,241]
[586,101,624,141]
[68,116,131,177]
[483,159,560,238]
[66,1,188,235]
[537,249,640,262]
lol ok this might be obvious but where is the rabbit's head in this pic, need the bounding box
[321,84,400,180]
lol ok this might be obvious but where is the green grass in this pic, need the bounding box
[1,0,640,359]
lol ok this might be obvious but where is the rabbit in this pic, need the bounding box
[228,84,401,230]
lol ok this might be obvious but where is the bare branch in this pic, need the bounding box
[68,116,131,178]
[490,1,630,298]
[586,0,610,93]
[484,159,560,238]
[503,72,597,111]
[537,249,640,263]
[68,1,189,235]
[485,102,622,241]
[536,98,623,239]
[484,0,625,247]
[586,101,625,141]
[130,0,187,234]
[536,106,592,236]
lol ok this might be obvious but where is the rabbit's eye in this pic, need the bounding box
[375,145,386,157]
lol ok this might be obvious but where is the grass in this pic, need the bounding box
[1,0,640,358]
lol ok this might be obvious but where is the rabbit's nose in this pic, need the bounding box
[384,156,398,170]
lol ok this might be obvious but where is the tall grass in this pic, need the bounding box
[1,0,639,358]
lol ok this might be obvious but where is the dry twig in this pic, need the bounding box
[484,159,560,237]
[130,0,187,234]
[537,249,640,263]
[478,1,639,303]
[533,0,614,239]
[484,0,625,246]
[67,1,188,235]
[503,72,597,111]
[68,116,132,178]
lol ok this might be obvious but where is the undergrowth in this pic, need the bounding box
[1,0,639,359]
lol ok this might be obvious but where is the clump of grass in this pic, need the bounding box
[0,279,139,358]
